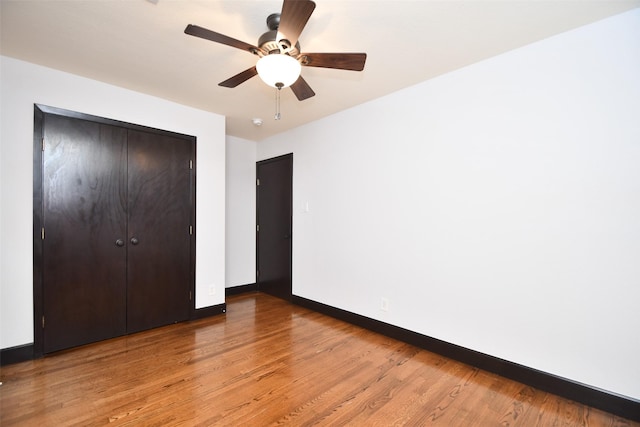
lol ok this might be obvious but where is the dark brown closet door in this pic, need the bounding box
[126,130,192,333]
[42,115,128,353]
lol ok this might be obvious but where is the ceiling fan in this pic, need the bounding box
[184,0,367,101]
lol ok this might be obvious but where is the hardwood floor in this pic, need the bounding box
[1,292,637,426]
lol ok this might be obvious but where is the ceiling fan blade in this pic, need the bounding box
[300,53,367,71]
[219,66,258,88]
[185,24,259,54]
[290,76,316,101]
[277,0,316,49]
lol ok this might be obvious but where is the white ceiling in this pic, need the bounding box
[2,0,639,141]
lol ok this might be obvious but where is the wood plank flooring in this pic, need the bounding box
[1,292,637,426]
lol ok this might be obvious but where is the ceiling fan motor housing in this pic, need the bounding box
[258,13,300,56]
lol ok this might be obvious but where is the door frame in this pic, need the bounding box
[256,153,293,301]
[32,104,197,357]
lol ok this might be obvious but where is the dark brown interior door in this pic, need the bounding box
[42,115,128,353]
[256,154,293,301]
[126,130,193,333]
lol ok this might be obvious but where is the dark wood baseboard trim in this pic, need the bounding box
[292,295,640,422]
[225,283,258,296]
[192,303,227,320]
[1,343,35,366]
[1,305,227,365]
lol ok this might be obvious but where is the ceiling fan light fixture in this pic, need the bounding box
[256,54,301,88]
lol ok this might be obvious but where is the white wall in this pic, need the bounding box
[0,56,226,349]
[257,9,640,400]
[225,135,257,288]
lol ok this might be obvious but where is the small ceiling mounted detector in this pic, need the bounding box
[184,0,367,102]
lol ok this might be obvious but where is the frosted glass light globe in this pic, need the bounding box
[256,54,301,88]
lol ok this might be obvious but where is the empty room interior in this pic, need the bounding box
[1,0,639,425]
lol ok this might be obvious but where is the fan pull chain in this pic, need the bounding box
[275,82,283,120]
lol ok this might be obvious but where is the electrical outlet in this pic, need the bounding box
[380,297,389,312]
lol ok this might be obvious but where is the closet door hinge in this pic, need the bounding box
[256,178,260,186]
[189,160,193,170]
[189,291,192,301]
[42,315,45,329]
[256,270,259,278]
[41,227,45,240]
[189,225,193,235]
[256,224,259,232]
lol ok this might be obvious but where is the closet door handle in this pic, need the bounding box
[115,239,125,247]
[130,237,139,245]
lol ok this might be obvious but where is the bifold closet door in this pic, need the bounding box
[42,115,128,354]
[125,130,192,333]
[42,113,194,353]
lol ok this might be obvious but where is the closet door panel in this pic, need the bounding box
[126,130,192,333]
[42,115,128,353]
